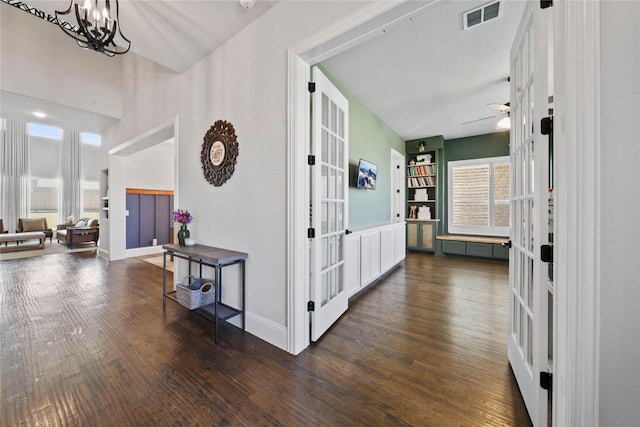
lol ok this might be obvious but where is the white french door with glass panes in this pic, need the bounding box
[309,67,349,342]
[508,2,551,426]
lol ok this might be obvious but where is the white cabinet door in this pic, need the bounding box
[344,234,361,297]
[380,226,395,273]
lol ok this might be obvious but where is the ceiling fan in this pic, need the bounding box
[461,102,511,129]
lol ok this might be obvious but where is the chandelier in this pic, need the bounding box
[55,0,131,56]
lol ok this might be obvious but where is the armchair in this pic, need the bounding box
[17,218,53,243]
[56,218,99,249]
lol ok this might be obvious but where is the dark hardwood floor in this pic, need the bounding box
[0,251,531,426]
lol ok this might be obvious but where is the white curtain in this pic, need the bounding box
[59,130,82,223]
[0,118,30,232]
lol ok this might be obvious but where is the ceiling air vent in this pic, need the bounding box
[463,1,502,30]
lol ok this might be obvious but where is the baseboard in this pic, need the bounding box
[98,248,109,260]
[225,311,288,351]
[126,246,164,258]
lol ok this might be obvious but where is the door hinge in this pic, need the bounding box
[396,213,400,218]
[396,189,400,193]
[540,0,552,9]
[307,155,315,165]
[307,301,315,311]
[540,371,553,390]
[307,227,315,238]
[541,116,553,136]
[308,82,316,93]
[541,244,553,263]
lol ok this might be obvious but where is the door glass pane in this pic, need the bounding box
[338,110,344,138]
[330,235,337,265]
[321,129,329,163]
[328,202,335,233]
[328,168,335,199]
[331,102,337,133]
[321,237,328,269]
[337,138,344,170]
[337,264,344,293]
[322,94,328,128]
[321,202,328,234]
[321,165,328,199]
[336,171,344,200]
[336,201,343,230]
[330,135,337,166]
[321,272,329,306]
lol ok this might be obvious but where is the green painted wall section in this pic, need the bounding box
[318,66,405,229]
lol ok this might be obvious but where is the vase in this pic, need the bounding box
[177,225,190,246]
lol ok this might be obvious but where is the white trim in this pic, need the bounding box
[125,245,164,258]
[553,1,600,425]
[390,148,405,223]
[244,311,288,352]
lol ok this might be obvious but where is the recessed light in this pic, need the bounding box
[33,111,47,118]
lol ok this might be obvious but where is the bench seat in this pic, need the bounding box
[436,235,509,260]
[0,232,46,253]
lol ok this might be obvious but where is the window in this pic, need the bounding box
[448,156,510,236]
[29,122,62,139]
[81,132,101,146]
[30,178,59,228]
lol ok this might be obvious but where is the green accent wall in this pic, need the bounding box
[318,66,405,229]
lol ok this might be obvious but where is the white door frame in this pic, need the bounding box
[286,2,600,424]
[390,148,405,223]
[553,1,600,425]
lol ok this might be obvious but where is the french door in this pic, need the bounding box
[508,2,551,426]
[309,67,349,341]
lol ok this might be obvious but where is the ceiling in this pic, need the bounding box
[320,0,526,140]
[4,0,525,141]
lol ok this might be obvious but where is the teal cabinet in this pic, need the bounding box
[406,220,438,252]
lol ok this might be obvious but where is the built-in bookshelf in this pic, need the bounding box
[406,150,437,221]
[406,148,439,252]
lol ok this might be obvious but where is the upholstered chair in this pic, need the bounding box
[17,218,53,243]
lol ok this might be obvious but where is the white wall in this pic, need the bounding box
[599,1,640,424]
[0,3,122,119]
[126,139,175,190]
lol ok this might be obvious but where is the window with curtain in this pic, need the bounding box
[448,156,510,236]
[81,132,101,218]
[29,123,62,226]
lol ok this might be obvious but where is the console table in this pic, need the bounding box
[162,244,248,343]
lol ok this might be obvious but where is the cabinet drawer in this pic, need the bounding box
[466,242,493,258]
[493,243,510,259]
[442,240,466,255]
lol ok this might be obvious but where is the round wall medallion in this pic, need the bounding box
[201,120,239,186]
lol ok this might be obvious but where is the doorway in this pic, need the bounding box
[107,117,178,261]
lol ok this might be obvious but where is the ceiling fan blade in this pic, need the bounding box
[487,103,511,112]
[460,112,507,125]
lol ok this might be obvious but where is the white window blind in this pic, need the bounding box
[448,156,510,236]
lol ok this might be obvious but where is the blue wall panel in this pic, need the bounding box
[126,194,140,249]
[139,194,156,247]
[155,195,171,245]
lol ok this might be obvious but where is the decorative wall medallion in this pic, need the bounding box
[200,120,238,186]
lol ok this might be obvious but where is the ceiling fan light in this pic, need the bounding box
[497,116,510,129]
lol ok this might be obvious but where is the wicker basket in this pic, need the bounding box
[175,275,216,310]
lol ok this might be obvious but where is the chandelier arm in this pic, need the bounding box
[54,0,131,56]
